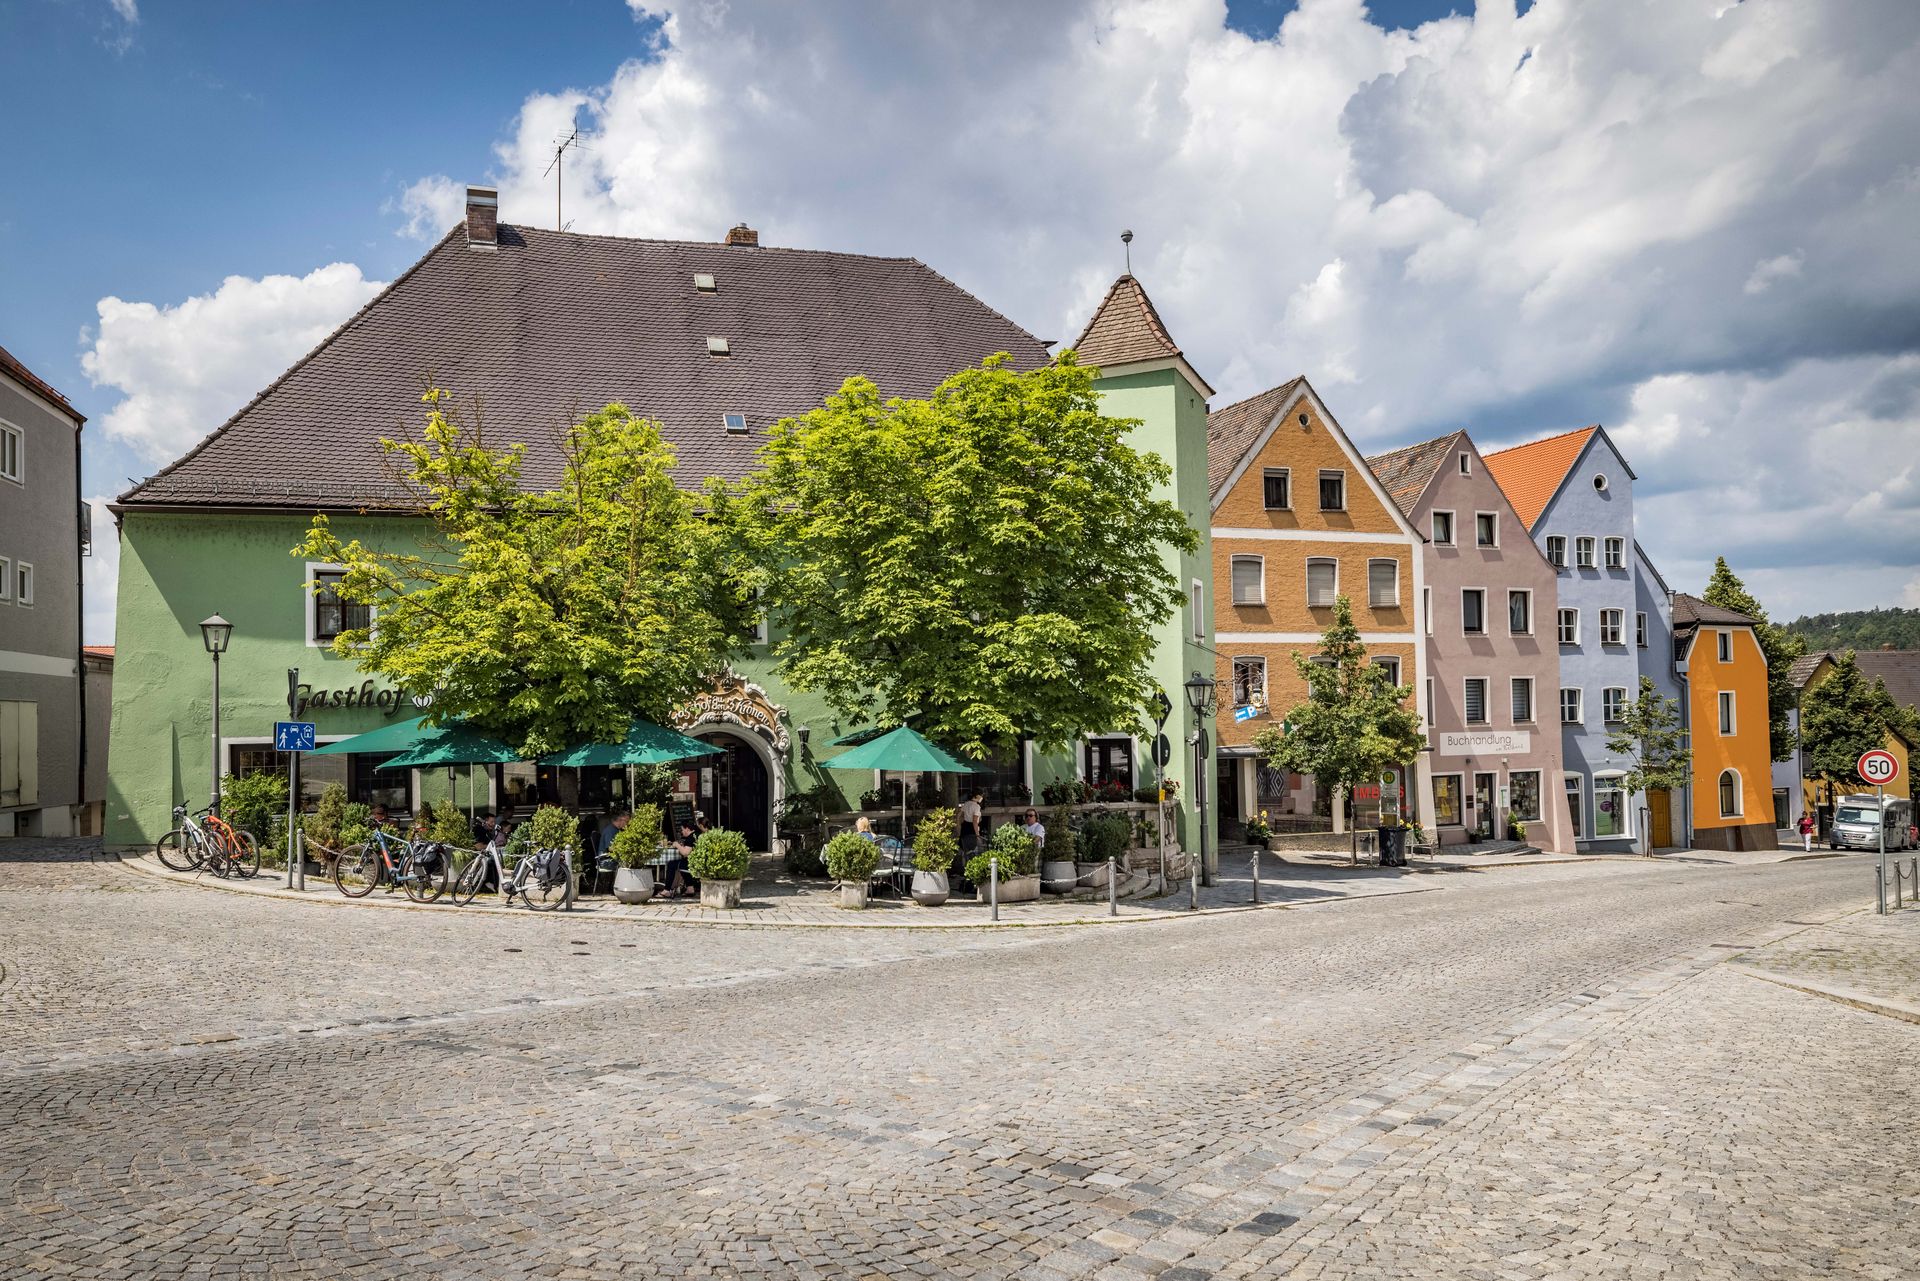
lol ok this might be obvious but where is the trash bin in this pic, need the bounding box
[1376,826,1407,867]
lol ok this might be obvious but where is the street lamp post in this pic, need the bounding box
[1184,671,1218,897]
[199,614,233,815]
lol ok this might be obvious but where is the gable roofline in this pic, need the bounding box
[1362,429,1463,518]
[1068,273,1216,397]
[1633,540,1671,594]
[1364,430,1557,573]
[0,343,86,425]
[1207,376,1423,542]
[1483,424,1640,532]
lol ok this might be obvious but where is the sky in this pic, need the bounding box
[2,0,1916,645]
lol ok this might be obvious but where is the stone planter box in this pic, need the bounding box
[911,869,949,907]
[838,882,870,910]
[1074,860,1114,888]
[612,867,656,904]
[987,873,1041,904]
[1041,859,1078,894]
[699,878,742,909]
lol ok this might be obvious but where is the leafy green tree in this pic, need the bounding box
[1701,556,1805,761]
[712,355,1198,756]
[1801,651,1906,789]
[297,390,754,757]
[1252,596,1424,863]
[1604,676,1693,800]
[1784,606,1920,652]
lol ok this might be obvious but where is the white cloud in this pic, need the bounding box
[109,0,137,24]
[83,498,120,646]
[81,264,385,465]
[388,174,465,241]
[1744,250,1804,295]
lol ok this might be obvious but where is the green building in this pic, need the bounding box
[104,189,1216,852]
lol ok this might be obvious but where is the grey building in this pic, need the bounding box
[0,345,89,837]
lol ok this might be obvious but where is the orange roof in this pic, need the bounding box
[83,645,114,660]
[1481,426,1597,531]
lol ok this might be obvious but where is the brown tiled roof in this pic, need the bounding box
[0,343,84,423]
[83,645,114,661]
[1206,376,1305,498]
[118,225,1049,509]
[1069,275,1183,369]
[1793,649,1920,712]
[1481,426,1598,531]
[1364,432,1460,518]
[1672,593,1758,629]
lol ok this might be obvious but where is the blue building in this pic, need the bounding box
[1486,427,1683,851]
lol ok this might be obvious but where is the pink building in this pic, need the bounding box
[1368,432,1577,852]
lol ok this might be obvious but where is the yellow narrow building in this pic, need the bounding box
[1672,594,1776,851]
[1208,377,1433,839]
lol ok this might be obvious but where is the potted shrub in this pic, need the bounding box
[689,827,751,908]
[859,786,888,813]
[607,803,663,903]
[1505,810,1526,842]
[966,824,1039,903]
[823,831,880,909]
[911,806,957,906]
[1243,810,1273,849]
[1075,811,1129,888]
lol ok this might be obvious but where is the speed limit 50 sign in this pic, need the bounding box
[1858,749,1901,787]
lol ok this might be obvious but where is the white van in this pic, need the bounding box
[1830,794,1915,851]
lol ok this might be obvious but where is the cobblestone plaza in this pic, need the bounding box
[1,843,1914,1279]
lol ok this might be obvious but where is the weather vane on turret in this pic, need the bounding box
[1121,228,1134,275]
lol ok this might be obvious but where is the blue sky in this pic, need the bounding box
[3,0,1916,641]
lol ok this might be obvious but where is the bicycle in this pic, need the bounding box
[154,805,260,878]
[332,825,451,903]
[450,838,574,911]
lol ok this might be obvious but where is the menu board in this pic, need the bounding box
[669,799,696,836]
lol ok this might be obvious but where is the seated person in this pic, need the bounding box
[657,822,698,898]
[854,815,879,843]
[597,809,630,856]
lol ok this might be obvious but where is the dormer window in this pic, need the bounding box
[707,336,731,357]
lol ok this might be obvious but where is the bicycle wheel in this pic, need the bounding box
[230,830,261,879]
[517,857,572,913]
[154,829,203,872]
[333,843,381,898]
[402,848,448,904]
[452,852,490,906]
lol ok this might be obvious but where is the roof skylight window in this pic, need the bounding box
[707,336,731,356]
[722,413,748,433]
[694,273,716,292]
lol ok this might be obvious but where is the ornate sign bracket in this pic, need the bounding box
[673,670,790,752]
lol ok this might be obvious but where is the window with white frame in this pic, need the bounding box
[1368,558,1399,607]
[309,567,370,644]
[1719,768,1741,817]
[1433,774,1463,827]
[0,556,10,603]
[1458,452,1471,475]
[1475,512,1498,548]
[1191,579,1204,639]
[1508,589,1532,635]
[1318,470,1346,511]
[1560,687,1583,724]
[1718,690,1736,735]
[1592,773,1630,838]
[1423,587,1432,635]
[1307,558,1338,608]
[1425,677,1435,725]
[1558,608,1579,645]
[1230,555,1265,605]
[0,423,20,484]
[1375,655,1401,689]
[1231,656,1267,708]
[1461,588,1486,635]
[1546,535,1567,568]
[1636,612,1648,648]
[1717,630,1732,663]
[1510,769,1542,822]
[1511,677,1535,723]
[14,562,31,607]
[1262,468,1291,510]
[1464,677,1489,724]
[1600,609,1624,645]
[1602,685,1628,723]
[1431,510,1455,545]
[1604,536,1625,569]
[1575,536,1596,568]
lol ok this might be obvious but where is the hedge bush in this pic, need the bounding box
[689,828,751,881]
[823,831,880,883]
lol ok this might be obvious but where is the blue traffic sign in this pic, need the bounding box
[1232,704,1257,723]
[275,721,317,752]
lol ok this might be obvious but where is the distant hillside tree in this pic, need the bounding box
[1783,606,1920,653]
[1701,557,1804,762]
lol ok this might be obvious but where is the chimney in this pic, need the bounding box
[465,186,499,252]
[724,223,760,247]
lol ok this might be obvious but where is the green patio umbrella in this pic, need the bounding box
[537,718,723,768]
[378,722,520,770]
[308,715,432,756]
[823,725,975,840]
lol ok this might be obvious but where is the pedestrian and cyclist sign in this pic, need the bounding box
[274,721,317,752]
[1858,749,1900,787]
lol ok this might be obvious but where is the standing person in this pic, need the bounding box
[959,791,984,855]
[1796,809,1815,853]
[1021,808,1046,852]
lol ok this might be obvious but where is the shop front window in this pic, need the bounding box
[1084,738,1135,795]
[1509,770,1541,823]
[1433,774,1463,827]
[968,740,1029,805]
[1593,775,1628,838]
[349,753,411,813]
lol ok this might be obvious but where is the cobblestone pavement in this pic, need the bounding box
[0,840,1911,1279]
[1731,903,1920,1015]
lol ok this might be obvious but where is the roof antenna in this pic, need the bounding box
[543,127,591,232]
[1121,228,1134,275]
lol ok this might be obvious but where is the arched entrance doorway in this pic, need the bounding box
[694,728,773,853]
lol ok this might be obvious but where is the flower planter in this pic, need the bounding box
[838,882,870,910]
[612,867,656,904]
[987,873,1041,904]
[910,869,949,906]
[1041,859,1078,894]
[1074,860,1113,888]
[699,878,743,909]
